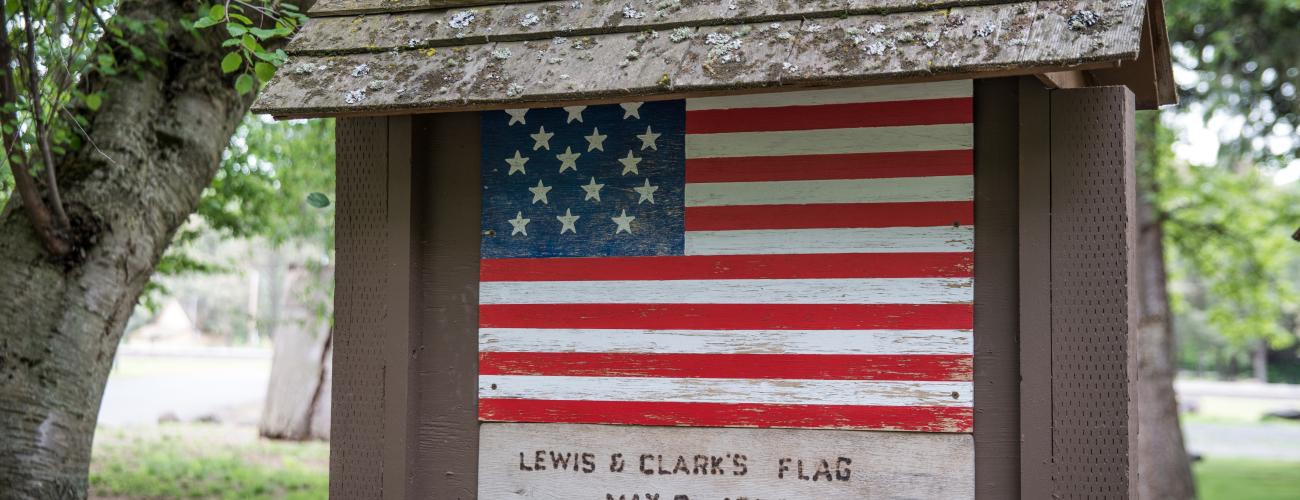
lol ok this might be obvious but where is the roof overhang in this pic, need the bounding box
[254,0,1176,118]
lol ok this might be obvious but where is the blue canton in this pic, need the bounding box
[480,101,686,258]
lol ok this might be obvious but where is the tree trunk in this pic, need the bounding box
[0,0,253,496]
[1252,341,1268,383]
[1136,193,1197,499]
[259,265,333,441]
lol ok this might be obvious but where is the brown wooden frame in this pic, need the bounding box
[331,76,1138,499]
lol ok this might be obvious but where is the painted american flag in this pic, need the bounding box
[478,81,974,433]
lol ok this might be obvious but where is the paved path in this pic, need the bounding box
[1184,422,1300,461]
[97,351,270,427]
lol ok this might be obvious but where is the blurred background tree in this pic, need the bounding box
[1140,0,1300,497]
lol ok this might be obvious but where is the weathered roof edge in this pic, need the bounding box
[310,0,519,18]
[255,0,1149,117]
[258,62,1117,119]
[291,0,1007,56]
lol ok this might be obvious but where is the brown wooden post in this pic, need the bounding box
[408,113,483,499]
[1018,77,1054,499]
[973,78,1023,499]
[381,116,415,499]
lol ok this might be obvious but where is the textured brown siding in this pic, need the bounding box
[1049,86,1139,498]
[333,117,392,499]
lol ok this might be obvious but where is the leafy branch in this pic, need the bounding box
[1,0,306,260]
[188,1,304,95]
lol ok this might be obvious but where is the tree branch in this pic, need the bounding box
[20,0,73,234]
[0,20,71,256]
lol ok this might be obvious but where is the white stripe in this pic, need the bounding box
[686,81,973,111]
[479,328,973,355]
[480,376,972,407]
[685,175,972,207]
[685,124,971,158]
[480,278,972,305]
[685,226,973,255]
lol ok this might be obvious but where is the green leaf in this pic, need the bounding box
[235,74,256,95]
[249,27,279,40]
[85,93,103,111]
[241,35,264,53]
[192,16,219,29]
[226,23,248,37]
[228,13,254,25]
[221,52,243,74]
[306,192,331,208]
[97,54,115,68]
[207,4,225,21]
[222,38,242,48]
[254,62,276,82]
[252,50,279,62]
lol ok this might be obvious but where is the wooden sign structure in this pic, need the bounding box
[254,0,1174,498]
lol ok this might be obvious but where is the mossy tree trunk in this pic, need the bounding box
[0,0,254,496]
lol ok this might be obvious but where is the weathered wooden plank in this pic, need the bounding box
[255,0,1145,116]
[480,277,974,304]
[682,226,974,255]
[309,0,523,18]
[683,124,972,158]
[478,423,975,499]
[304,0,987,29]
[478,328,975,355]
[684,175,972,205]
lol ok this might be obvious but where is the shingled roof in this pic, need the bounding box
[254,0,1175,118]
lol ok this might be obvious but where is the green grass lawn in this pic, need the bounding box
[90,423,327,499]
[1196,458,1300,500]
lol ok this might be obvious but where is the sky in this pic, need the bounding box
[1169,48,1300,185]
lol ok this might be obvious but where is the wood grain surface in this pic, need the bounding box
[478,422,974,499]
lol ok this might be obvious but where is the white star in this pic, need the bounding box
[618,151,642,176]
[634,179,659,204]
[581,177,605,202]
[506,108,528,126]
[528,180,553,205]
[556,208,580,234]
[611,209,635,234]
[620,102,642,120]
[564,106,586,123]
[637,126,661,151]
[505,150,529,175]
[530,126,554,151]
[584,127,607,152]
[556,147,581,173]
[508,211,531,236]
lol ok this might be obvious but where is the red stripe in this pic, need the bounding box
[479,304,972,330]
[479,399,973,432]
[686,201,972,231]
[481,253,972,281]
[686,97,973,134]
[686,150,972,183]
[480,353,972,381]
